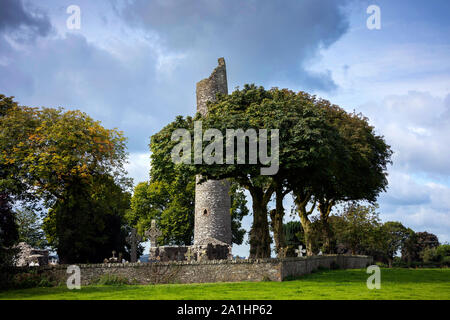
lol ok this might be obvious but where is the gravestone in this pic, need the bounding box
[184,247,194,261]
[145,219,162,247]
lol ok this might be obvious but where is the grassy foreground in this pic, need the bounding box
[1,268,449,300]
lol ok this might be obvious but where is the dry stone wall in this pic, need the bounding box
[28,255,372,286]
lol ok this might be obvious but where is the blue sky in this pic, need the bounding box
[1,0,449,257]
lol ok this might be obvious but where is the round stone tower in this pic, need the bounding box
[193,58,232,246]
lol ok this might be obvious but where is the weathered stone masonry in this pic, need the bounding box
[32,255,372,285]
[194,58,232,247]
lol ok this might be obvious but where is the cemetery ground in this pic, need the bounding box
[0,268,449,300]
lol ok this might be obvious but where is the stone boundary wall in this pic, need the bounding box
[26,255,372,286]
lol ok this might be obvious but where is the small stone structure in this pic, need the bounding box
[14,242,49,267]
[27,255,372,286]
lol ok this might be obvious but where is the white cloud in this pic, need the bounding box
[379,172,450,243]
[124,152,151,187]
[359,91,450,177]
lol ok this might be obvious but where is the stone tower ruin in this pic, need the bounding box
[193,58,232,246]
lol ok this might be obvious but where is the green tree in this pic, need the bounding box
[401,231,439,264]
[147,85,390,258]
[1,95,132,263]
[422,244,450,266]
[312,101,392,254]
[15,208,47,249]
[379,221,410,267]
[195,86,327,257]
[0,100,130,206]
[333,203,383,255]
[43,175,131,263]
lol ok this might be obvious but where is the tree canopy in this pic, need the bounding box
[1,95,132,263]
[163,85,392,257]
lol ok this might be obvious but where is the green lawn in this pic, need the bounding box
[1,268,449,300]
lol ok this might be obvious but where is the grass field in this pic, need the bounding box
[1,268,449,300]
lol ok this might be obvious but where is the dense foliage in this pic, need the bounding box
[0,95,132,264]
[149,85,391,257]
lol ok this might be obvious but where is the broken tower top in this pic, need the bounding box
[195,57,228,116]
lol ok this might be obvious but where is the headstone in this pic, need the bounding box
[295,245,307,257]
[145,219,162,247]
[126,228,142,263]
[198,248,208,262]
[184,247,194,261]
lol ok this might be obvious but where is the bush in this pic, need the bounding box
[442,256,450,267]
[95,274,129,286]
[422,244,450,266]
[392,257,407,268]
[11,271,55,289]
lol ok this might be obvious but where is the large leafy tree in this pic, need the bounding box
[332,203,383,255]
[401,231,440,264]
[1,104,129,205]
[147,85,391,257]
[1,95,132,263]
[379,221,411,267]
[43,175,131,263]
[310,100,392,253]
[199,86,343,256]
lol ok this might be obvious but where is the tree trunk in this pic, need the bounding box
[319,200,335,254]
[294,192,315,256]
[270,187,286,256]
[298,211,313,255]
[249,189,271,259]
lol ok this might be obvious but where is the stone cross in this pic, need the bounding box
[126,228,142,263]
[184,247,194,261]
[295,245,306,257]
[145,219,162,247]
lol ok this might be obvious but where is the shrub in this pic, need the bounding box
[11,271,55,289]
[442,256,450,267]
[422,244,450,266]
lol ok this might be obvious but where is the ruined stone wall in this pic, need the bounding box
[194,58,232,246]
[30,255,372,285]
